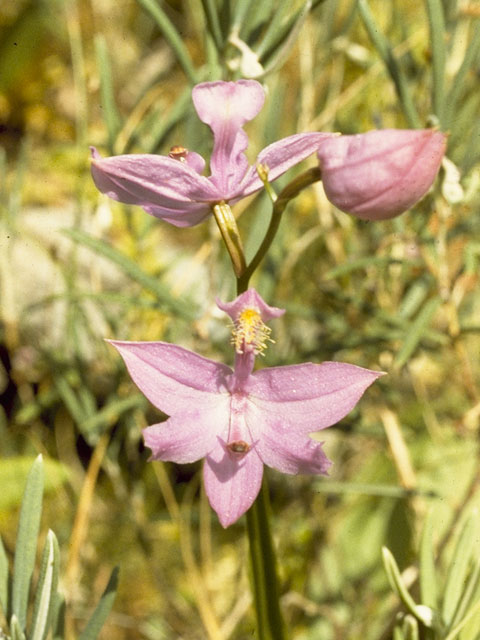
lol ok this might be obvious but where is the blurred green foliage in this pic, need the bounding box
[1,0,480,638]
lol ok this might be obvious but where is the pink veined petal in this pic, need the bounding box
[238,132,336,197]
[246,362,384,433]
[192,80,265,195]
[203,436,264,527]
[143,401,229,464]
[317,129,447,220]
[247,404,332,474]
[108,341,232,415]
[90,150,219,209]
[143,202,212,228]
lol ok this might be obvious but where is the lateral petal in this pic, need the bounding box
[143,202,212,228]
[143,402,229,464]
[90,150,219,209]
[109,341,232,415]
[248,405,332,475]
[239,132,336,197]
[203,437,264,527]
[192,80,265,194]
[246,362,383,432]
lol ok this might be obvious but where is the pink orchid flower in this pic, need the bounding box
[109,289,383,527]
[91,80,334,227]
[317,128,447,220]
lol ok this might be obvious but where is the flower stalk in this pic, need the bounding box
[212,202,247,278]
[246,480,287,640]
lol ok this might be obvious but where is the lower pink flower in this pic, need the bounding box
[109,289,383,527]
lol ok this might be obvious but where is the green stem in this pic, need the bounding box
[246,479,287,640]
[237,167,322,293]
[212,202,247,278]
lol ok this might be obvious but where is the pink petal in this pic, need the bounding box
[143,402,229,464]
[216,288,285,324]
[90,149,219,210]
[317,129,447,220]
[239,132,336,197]
[203,437,264,527]
[246,362,383,432]
[248,408,332,475]
[108,341,232,415]
[143,202,212,228]
[192,80,265,195]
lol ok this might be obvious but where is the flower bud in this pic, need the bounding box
[317,129,447,220]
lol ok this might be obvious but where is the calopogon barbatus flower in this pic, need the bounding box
[109,289,383,527]
[317,128,447,220]
[91,80,334,227]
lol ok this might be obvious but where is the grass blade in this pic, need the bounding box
[78,567,119,640]
[30,530,60,640]
[94,34,122,153]
[442,511,478,626]
[420,509,438,610]
[12,455,44,631]
[62,228,196,319]
[0,535,9,618]
[444,21,480,130]
[393,296,441,369]
[357,0,421,128]
[425,0,446,123]
[135,0,198,84]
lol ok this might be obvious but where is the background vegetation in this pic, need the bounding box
[1,0,480,638]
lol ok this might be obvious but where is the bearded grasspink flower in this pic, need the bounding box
[317,128,447,220]
[91,80,334,227]
[109,289,383,527]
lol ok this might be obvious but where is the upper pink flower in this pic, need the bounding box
[317,129,447,220]
[109,288,383,527]
[91,80,334,227]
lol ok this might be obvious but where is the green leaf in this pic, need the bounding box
[94,35,122,153]
[78,567,119,640]
[425,0,446,123]
[51,593,66,640]
[12,456,44,631]
[62,228,196,320]
[357,0,421,128]
[0,457,68,512]
[135,0,198,83]
[420,509,438,610]
[444,21,480,130]
[393,297,442,369]
[30,530,60,640]
[80,394,147,435]
[10,614,26,640]
[382,547,434,628]
[0,535,9,619]
[442,511,478,626]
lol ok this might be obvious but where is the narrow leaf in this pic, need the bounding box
[30,530,60,640]
[444,21,480,129]
[135,0,197,83]
[0,535,9,618]
[393,297,441,369]
[420,509,438,609]
[12,455,44,631]
[442,511,478,626]
[94,35,122,153]
[10,614,26,640]
[357,0,421,128]
[62,228,195,319]
[425,0,446,122]
[78,567,119,640]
